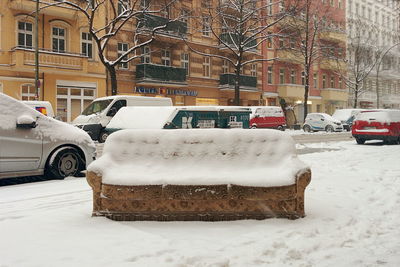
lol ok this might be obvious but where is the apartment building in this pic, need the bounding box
[262,0,348,122]
[110,0,262,106]
[347,0,400,109]
[0,0,107,122]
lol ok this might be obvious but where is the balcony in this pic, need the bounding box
[277,84,304,99]
[137,14,187,37]
[135,63,187,83]
[320,88,348,102]
[8,0,77,20]
[219,33,257,50]
[11,47,88,71]
[277,49,302,64]
[320,58,347,71]
[320,30,346,43]
[219,73,257,90]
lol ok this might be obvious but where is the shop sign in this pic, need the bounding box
[135,87,198,96]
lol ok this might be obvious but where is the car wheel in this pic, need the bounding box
[98,130,109,143]
[325,125,334,132]
[47,147,83,179]
[277,125,285,131]
[251,125,257,129]
[355,138,365,144]
[303,125,312,132]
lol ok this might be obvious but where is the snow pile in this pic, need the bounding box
[88,129,308,186]
[0,93,94,146]
[107,106,177,129]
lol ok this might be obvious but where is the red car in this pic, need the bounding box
[352,110,400,144]
[249,106,287,130]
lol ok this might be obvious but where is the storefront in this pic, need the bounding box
[56,81,97,122]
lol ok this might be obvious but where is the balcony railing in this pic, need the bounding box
[9,0,77,20]
[136,63,187,83]
[219,33,257,49]
[137,14,187,36]
[11,47,86,70]
[219,73,257,88]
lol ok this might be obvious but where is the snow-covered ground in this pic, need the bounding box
[0,141,399,267]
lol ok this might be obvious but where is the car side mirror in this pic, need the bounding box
[16,115,37,129]
[321,118,325,121]
[255,114,260,118]
[107,107,118,117]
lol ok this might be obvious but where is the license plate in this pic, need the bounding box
[364,126,376,130]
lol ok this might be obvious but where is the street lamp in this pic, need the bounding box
[35,0,40,100]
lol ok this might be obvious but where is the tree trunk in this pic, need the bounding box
[353,84,358,108]
[106,65,118,96]
[234,67,241,106]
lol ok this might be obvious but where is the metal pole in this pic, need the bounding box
[35,0,40,100]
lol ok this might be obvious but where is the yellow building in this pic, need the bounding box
[0,0,107,122]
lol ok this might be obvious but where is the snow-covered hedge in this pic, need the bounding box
[88,129,309,187]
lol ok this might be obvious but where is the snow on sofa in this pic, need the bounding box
[86,129,311,221]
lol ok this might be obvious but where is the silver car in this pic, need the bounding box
[0,93,96,179]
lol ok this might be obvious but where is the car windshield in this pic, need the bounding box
[82,99,113,116]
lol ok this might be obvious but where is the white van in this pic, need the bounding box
[22,101,55,118]
[72,95,172,142]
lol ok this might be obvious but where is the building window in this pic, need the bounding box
[330,76,335,88]
[222,59,229,74]
[52,27,66,53]
[81,32,93,59]
[301,71,305,85]
[338,77,343,89]
[267,32,272,48]
[279,38,284,48]
[338,0,342,9]
[279,69,285,84]
[118,42,128,69]
[313,73,318,88]
[181,53,189,75]
[141,46,151,63]
[202,16,211,36]
[18,21,33,48]
[322,74,326,88]
[267,66,273,84]
[161,49,171,66]
[290,70,296,84]
[250,64,257,77]
[268,0,273,15]
[21,84,36,100]
[203,56,210,77]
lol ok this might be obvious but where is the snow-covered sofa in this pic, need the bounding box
[87,129,311,221]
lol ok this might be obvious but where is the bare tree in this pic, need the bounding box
[41,0,180,95]
[280,0,344,120]
[341,17,382,108]
[183,0,295,105]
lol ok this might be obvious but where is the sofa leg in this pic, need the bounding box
[86,171,102,216]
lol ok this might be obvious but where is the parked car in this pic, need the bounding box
[352,109,400,144]
[0,93,96,179]
[102,106,252,141]
[72,95,172,142]
[303,113,343,132]
[249,106,287,130]
[332,108,365,131]
[22,100,56,118]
